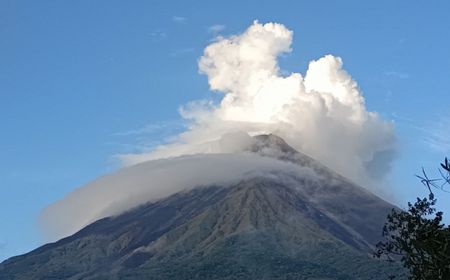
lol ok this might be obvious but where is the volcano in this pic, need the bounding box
[0,135,404,279]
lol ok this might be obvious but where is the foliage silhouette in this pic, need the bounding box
[375,158,450,279]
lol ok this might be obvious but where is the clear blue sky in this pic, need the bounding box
[1,0,449,261]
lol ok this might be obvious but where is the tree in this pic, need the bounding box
[375,158,450,279]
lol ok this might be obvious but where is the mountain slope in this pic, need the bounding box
[0,135,406,279]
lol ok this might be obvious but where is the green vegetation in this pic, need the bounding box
[1,164,406,279]
[117,234,400,280]
[375,158,450,279]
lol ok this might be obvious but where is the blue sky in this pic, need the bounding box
[1,0,450,261]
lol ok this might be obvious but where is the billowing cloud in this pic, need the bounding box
[122,21,396,186]
[40,21,397,241]
[208,24,226,34]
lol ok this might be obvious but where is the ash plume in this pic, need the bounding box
[121,21,396,185]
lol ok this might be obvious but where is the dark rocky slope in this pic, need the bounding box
[0,135,405,279]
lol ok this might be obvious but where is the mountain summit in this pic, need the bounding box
[0,134,403,279]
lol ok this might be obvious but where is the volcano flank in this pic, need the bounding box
[0,135,404,279]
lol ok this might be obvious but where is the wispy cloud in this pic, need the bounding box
[114,124,170,137]
[110,120,186,155]
[384,71,410,80]
[208,24,226,34]
[423,117,450,154]
[392,113,450,154]
[172,16,187,23]
[148,30,167,42]
[113,120,185,137]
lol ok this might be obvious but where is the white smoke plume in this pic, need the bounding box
[40,21,397,241]
[121,21,396,185]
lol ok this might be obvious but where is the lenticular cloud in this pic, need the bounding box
[121,21,396,186]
